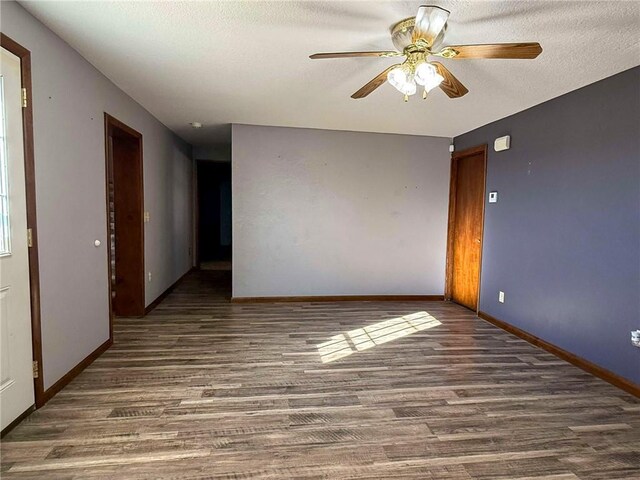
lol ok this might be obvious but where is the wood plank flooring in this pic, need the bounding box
[2,271,639,479]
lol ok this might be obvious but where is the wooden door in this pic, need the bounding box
[105,114,144,318]
[0,47,34,430]
[446,145,487,311]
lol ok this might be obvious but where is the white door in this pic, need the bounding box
[0,47,35,430]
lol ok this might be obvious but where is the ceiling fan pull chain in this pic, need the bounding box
[404,94,409,103]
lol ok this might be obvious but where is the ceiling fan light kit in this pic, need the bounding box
[387,52,446,102]
[310,5,542,102]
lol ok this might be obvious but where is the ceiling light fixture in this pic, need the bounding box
[387,60,444,101]
[387,65,417,98]
[310,4,543,102]
[190,122,202,129]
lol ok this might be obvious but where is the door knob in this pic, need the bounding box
[475,239,481,243]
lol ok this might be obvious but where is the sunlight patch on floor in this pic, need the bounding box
[317,311,441,363]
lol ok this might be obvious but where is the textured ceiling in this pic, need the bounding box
[20,1,640,146]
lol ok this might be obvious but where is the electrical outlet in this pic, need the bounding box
[144,211,150,223]
[148,272,152,282]
[498,291,505,303]
[632,330,640,348]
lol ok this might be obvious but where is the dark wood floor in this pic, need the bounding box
[2,271,639,479]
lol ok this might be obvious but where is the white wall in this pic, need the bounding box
[232,124,451,297]
[1,2,193,389]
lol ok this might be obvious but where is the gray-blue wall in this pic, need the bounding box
[455,67,640,385]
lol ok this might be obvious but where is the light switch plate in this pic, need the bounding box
[498,291,505,303]
[489,191,498,203]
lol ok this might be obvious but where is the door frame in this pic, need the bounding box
[194,159,200,268]
[104,113,145,319]
[444,144,488,312]
[0,34,45,408]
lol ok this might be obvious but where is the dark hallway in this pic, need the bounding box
[197,161,231,269]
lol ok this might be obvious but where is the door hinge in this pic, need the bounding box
[21,87,28,108]
[27,228,33,247]
[33,361,39,379]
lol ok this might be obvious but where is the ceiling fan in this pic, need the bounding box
[310,5,542,102]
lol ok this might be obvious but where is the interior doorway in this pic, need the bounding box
[445,145,487,311]
[197,160,231,271]
[104,114,145,317]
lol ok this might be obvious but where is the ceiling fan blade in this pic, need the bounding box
[310,51,401,59]
[431,62,468,98]
[437,42,542,59]
[351,64,400,99]
[413,5,450,45]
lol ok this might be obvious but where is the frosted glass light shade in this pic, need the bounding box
[402,75,417,95]
[387,66,417,96]
[415,62,444,92]
[387,67,407,90]
[430,25,448,51]
[391,25,414,52]
[414,6,450,46]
